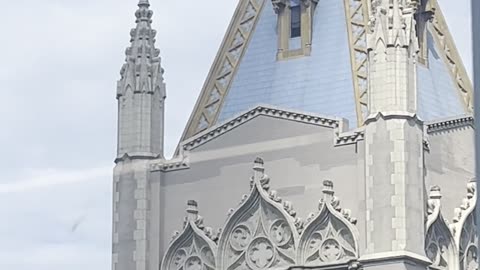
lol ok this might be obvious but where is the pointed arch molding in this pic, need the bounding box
[162,158,360,270]
[298,180,359,266]
[425,186,458,270]
[216,158,301,270]
[181,0,266,141]
[429,0,473,112]
[450,179,478,270]
[161,201,219,270]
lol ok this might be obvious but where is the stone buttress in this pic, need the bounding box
[362,0,428,268]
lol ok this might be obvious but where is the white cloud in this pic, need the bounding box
[0,167,112,269]
[0,166,111,193]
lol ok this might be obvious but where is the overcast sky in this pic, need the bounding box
[0,0,472,269]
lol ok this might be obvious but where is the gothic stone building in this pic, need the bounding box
[112,1,477,270]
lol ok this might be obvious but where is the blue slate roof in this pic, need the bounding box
[417,30,466,121]
[218,0,357,127]
[216,0,466,128]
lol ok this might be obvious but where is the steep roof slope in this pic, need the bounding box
[179,0,472,142]
[218,0,357,126]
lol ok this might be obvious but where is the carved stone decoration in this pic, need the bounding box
[161,201,218,270]
[425,186,458,270]
[451,179,478,270]
[297,180,359,266]
[300,0,319,8]
[271,0,288,13]
[216,158,300,270]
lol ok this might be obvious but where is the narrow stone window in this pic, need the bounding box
[290,5,301,38]
[273,0,318,60]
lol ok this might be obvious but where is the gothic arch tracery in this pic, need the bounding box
[161,201,218,270]
[298,180,359,266]
[451,179,478,270]
[216,158,301,270]
[162,158,360,270]
[425,186,458,270]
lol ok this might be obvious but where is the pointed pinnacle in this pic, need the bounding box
[138,0,150,8]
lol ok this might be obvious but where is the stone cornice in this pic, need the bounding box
[425,115,474,134]
[359,251,431,266]
[150,155,190,172]
[335,128,365,146]
[287,260,360,270]
[271,0,318,13]
[179,105,364,152]
[364,111,423,125]
[115,152,161,164]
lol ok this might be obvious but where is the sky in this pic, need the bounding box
[0,0,473,269]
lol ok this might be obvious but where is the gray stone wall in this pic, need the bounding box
[425,123,475,217]
[156,115,365,257]
[113,160,152,270]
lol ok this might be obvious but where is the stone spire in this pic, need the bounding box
[367,0,419,115]
[113,4,166,269]
[116,0,166,161]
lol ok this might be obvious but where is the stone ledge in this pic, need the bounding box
[359,251,431,266]
[178,105,363,152]
[364,112,423,126]
[425,115,474,134]
[150,155,190,172]
[287,260,360,270]
[115,152,161,164]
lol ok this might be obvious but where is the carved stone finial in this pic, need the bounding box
[427,186,443,217]
[135,0,153,22]
[271,0,288,14]
[429,185,442,200]
[138,0,150,8]
[467,178,476,198]
[186,200,199,222]
[322,180,335,200]
[254,157,264,166]
[252,157,269,189]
